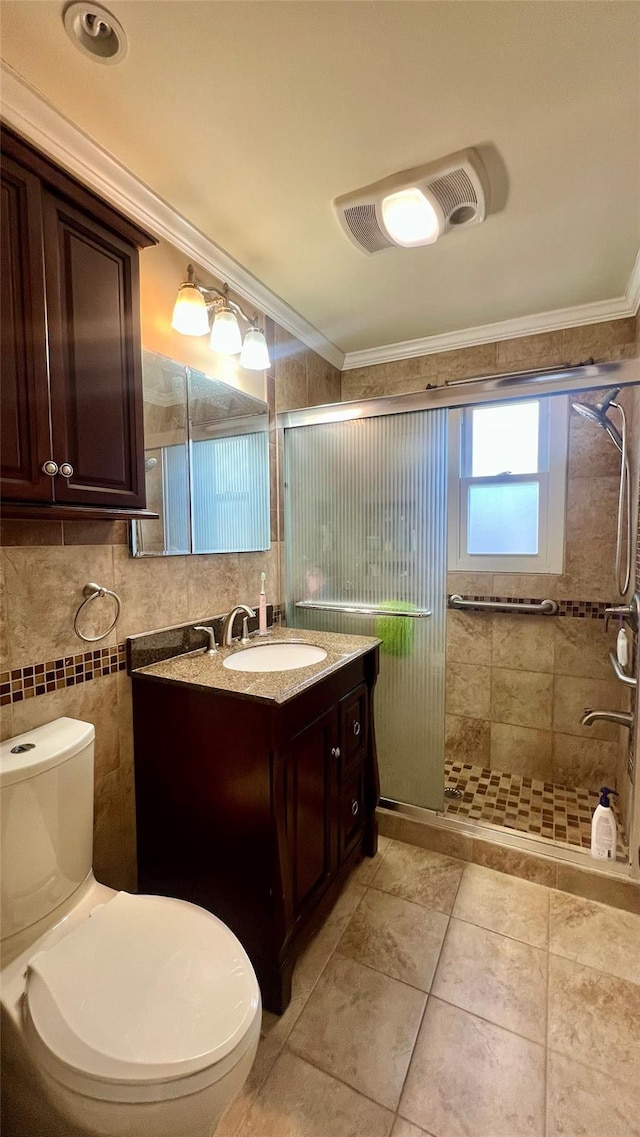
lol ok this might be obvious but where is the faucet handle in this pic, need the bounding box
[194,625,218,655]
[240,617,251,645]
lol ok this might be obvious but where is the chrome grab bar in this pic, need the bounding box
[448,594,558,615]
[608,652,637,688]
[295,600,431,618]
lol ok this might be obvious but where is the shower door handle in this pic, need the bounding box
[608,652,637,688]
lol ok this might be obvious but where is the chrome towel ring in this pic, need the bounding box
[74,582,122,642]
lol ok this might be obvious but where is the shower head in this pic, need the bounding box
[571,388,623,452]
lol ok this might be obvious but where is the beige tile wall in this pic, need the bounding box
[343,314,640,803]
[0,317,332,893]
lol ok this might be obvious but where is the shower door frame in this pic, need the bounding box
[279,357,640,883]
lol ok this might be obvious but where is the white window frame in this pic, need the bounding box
[448,396,569,574]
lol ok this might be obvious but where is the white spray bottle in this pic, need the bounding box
[590,787,619,860]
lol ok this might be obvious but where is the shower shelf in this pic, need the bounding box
[295,601,432,618]
[448,594,558,615]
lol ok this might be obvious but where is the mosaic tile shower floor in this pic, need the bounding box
[443,759,628,863]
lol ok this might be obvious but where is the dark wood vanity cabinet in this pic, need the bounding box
[0,128,157,518]
[131,650,380,1013]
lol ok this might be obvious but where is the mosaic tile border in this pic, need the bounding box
[0,644,126,706]
[449,595,615,619]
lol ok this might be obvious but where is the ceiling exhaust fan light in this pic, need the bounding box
[171,283,210,336]
[210,308,243,355]
[240,327,271,371]
[380,187,441,246]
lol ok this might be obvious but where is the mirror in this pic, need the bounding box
[132,349,270,556]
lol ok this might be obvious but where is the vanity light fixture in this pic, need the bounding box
[171,265,270,370]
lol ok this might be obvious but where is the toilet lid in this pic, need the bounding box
[25,892,260,1084]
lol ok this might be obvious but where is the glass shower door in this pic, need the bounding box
[284,409,447,811]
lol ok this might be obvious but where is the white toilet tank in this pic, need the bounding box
[1,718,95,941]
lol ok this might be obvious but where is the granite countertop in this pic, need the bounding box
[132,625,380,705]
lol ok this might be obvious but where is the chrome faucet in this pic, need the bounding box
[194,625,218,656]
[581,708,634,729]
[221,604,255,647]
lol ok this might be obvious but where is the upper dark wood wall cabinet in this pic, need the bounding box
[1,127,158,520]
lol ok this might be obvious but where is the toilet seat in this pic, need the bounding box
[24,892,260,1102]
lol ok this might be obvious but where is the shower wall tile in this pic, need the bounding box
[568,412,622,478]
[446,662,491,718]
[552,675,627,743]
[553,618,615,680]
[565,476,619,545]
[447,570,494,596]
[496,329,565,369]
[562,316,637,362]
[446,610,493,666]
[491,614,555,674]
[552,732,619,790]
[446,713,491,767]
[491,668,554,730]
[490,722,553,782]
[556,538,616,602]
[491,574,559,600]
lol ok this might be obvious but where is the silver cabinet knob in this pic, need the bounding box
[353,720,361,736]
[331,747,341,759]
[42,460,59,476]
[59,462,74,478]
[351,799,359,816]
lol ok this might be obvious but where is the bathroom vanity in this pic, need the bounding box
[130,627,380,1012]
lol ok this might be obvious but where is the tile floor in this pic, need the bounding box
[444,759,628,862]
[217,836,640,1137]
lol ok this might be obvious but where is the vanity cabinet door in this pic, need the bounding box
[284,705,339,919]
[0,156,52,501]
[43,192,146,509]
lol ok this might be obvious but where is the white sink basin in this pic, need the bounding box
[223,642,328,673]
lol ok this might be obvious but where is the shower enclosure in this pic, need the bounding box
[282,360,640,875]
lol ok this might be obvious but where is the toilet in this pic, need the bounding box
[0,717,261,1137]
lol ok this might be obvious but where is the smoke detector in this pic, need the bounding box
[334,148,490,255]
[63,2,128,64]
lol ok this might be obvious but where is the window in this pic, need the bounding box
[448,396,568,573]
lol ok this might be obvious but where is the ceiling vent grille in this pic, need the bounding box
[427,168,478,226]
[334,147,491,255]
[343,205,395,255]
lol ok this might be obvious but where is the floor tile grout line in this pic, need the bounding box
[391,869,467,1122]
[281,1040,402,1118]
[367,880,459,920]
[449,909,550,952]
[331,945,440,996]
[392,908,453,1125]
[421,991,548,1051]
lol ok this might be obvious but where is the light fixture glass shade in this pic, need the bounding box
[210,308,243,354]
[171,283,210,336]
[240,327,271,370]
[381,187,441,247]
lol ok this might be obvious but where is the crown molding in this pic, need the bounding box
[342,275,639,370]
[626,247,640,316]
[2,64,637,378]
[0,65,345,371]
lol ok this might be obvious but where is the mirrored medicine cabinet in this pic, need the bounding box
[131,349,270,556]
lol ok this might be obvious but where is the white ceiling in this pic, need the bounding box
[1,1,639,356]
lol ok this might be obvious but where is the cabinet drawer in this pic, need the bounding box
[340,765,365,859]
[339,684,368,780]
